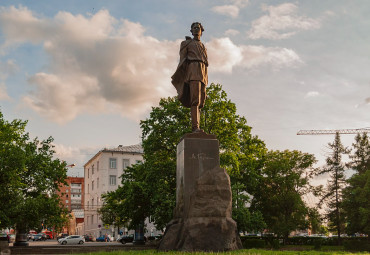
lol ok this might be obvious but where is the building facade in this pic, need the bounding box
[83,144,144,239]
[57,177,84,212]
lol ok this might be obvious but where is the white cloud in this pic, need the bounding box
[211,0,249,18]
[0,6,179,123]
[305,91,320,98]
[225,29,240,36]
[248,3,321,40]
[0,6,302,123]
[207,37,302,73]
[212,5,239,18]
[0,83,9,100]
[53,143,103,176]
[231,0,249,8]
[0,59,18,100]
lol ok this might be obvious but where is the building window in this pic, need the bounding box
[92,164,94,175]
[65,200,69,203]
[136,160,142,164]
[92,198,94,206]
[109,175,116,186]
[97,161,99,171]
[87,201,89,208]
[91,215,94,224]
[123,159,130,170]
[92,181,94,191]
[97,178,99,188]
[109,158,117,169]
[71,188,81,193]
[87,168,89,178]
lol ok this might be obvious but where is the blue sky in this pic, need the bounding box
[1,0,370,181]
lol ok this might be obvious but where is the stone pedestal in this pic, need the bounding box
[159,132,242,252]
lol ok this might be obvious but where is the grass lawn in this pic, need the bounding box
[75,248,370,255]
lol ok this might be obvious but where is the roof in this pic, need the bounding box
[84,144,143,167]
[103,144,143,154]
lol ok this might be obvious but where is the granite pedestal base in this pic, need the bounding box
[158,132,242,252]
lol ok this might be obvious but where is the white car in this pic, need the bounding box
[58,235,85,245]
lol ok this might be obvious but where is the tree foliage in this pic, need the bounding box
[251,150,316,242]
[343,133,370,236]
[99,84,267,231]
[0,111,68,231]
[316,133,349,241]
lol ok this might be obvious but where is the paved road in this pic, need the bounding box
[10,239,127,246]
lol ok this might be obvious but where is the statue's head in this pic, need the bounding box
[190,22,204,38]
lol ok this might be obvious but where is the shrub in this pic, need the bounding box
[243,239,266,249]
[343,239,370,252]
[313,238,322,250]
[270,239,280,249]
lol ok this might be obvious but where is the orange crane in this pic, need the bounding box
[297,128,370,135]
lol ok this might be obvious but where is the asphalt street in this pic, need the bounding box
[10,239,127,246]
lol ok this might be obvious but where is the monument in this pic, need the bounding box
[158,22,242,252]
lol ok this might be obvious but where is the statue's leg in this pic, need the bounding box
[190,81,201,132]
[199,83,206,109]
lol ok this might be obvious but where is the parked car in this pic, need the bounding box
[39,233,48,240]
[0,233,10,243]
[42,230,53,239]
[57,233,69,240]
[27,234,34,241]
[96,235,111,242]
[83,234,94,242]
[33,234,46,241]
[58,235,85,245]
[117,234,134,244]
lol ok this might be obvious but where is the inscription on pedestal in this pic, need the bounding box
[176,137,219,218]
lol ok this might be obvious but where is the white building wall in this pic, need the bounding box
[84,147,144,239]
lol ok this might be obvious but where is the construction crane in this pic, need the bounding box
[297,128,370,135]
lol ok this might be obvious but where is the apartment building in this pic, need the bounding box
[83,144,144,238]
[57,176,84,211]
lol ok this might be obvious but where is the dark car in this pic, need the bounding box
[117,234,134,244]
[27,234,34,241]
[96,235,110,242]
[84,234,94,242]
[33,234,46,241]
[0,233,10,243]
[57,233,69,240]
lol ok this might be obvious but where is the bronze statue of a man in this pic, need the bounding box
[172,22,208,132]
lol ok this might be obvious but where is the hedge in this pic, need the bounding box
[343,239,370,252]
[240,235,369,251]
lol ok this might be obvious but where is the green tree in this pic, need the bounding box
[98,188,128,234]
[0,111,68,234]
[232,182,266,233]
[308,208,323,234]
[343,133,370,236]
[100,83,267,231]
[316,132,349,243]
[251,150,316,243]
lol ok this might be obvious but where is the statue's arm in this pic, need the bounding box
[179,40,188,65]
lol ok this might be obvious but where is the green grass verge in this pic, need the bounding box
[74,249,370,255]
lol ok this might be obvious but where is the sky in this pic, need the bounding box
[0,0,370,183]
